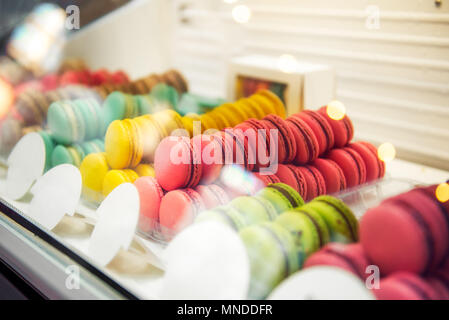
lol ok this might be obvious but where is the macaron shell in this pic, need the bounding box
[275,164,306,199]
[256,89,286,118]
[295,110,334,155]
[286,117,319,165]
[348,142,380,182]
[80,152,110,203]
[230,196,275,225]
[296,165,326,201]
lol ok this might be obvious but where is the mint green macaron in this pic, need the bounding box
[38,131,55,172]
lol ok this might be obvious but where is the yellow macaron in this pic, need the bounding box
[135,164,155,177]
[256,89,286,118]
[102,169,140,197]
[79,152,110,203]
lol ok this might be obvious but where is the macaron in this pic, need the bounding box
[294,110,334,155]
[159,188,206,239]
[51,144,85,167]
[275,164,307,199]
[105,119,143,169]
[373,272,441,300]
[253,172,281,187]
[47,100,83,144]
[346,142,380,182]
[275,209,330,262]
[326,147,367,188]
[79,139,104,155]
[195,184,229,209]
[154,136,202,191]
[103,91,136,126]
[102,169,139,196]
[239,222,299,299]
[230,196,278,225]
[261,114,296,164]
[134,164,155,177]
[355,141,386,179]
[79,152,110,203]
[302,195,358,243]
[38,131,55,172]
[304,243,370,280]
[150,83,179,110]
[296,165,326,201]
[361,188,449,275]
[286,116,319,165]
[311,158,347,194]
[195,206,246,231]
[426,271,449,300]
[256,183,304,214]
[256,89,286,118]
[134,176,164,233]
[191,134,223,184]
[318,106,354,148]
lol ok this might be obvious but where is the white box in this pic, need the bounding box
[227,55,335,115]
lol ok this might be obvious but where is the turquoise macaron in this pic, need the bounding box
[38,131,55,172]
[51,144,85,167]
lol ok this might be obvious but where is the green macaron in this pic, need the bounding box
[134,95,155,115]
[256,183,304,214]
[230,196,278,225]
[76,98,104,140]
[302,195,358,243]
[240,222,299,299]
[150,83,179,109]
[51,144,85,167]
[47,100,81,144]
[195,206,246,231]
[38,131,55,172]
[275,209,330,263]
[80,139,104,155]
[103,91,132,127]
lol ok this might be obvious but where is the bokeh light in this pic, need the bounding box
[277,54,298,74]
[377,142,396,162]
[232,5,251,24]
[435,183,449,203]
[0,78,15,118]
[326,100,346,120]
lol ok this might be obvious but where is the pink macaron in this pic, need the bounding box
[134,176,165,233]
[154,136,202,191]
[261,114,296,164]
[326,147,367,188]
[311,158,347,194]
[373,272,441,300]
[195,184,229,209]
[361,189,449,275]
[159,188,206,239]
[318,106,354,148]
[191,134,223,184]
[304,243,371,280]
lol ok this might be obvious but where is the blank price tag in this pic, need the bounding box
[88,183,139,267]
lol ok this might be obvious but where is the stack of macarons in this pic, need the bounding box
[102,83,180,128]
[94,69,188,98]
[181,90,286,137]
[58,69,129,87]
[80,151,156,203]
[303,184,449,300]
[104,109,185,169]
[47,98,106,144]
[237,194,358,299]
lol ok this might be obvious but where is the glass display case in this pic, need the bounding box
[1,0,448,300]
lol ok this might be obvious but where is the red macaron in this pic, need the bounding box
[348,142,385,182]
[326,147,367,188]
[275,164,307,200]
[134,176,164,233]
[154,136,202,191]
[427,271,449,300]
[159,188,205,239]
[311,158,347,194]
[261,114,296,164]
[296,165,326,201]
[294,110,334,156]
[286,116,319,165]
[304,243,370,280]
[318,106,354,148]
[373,272,441,300]
[360,189,449,275]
